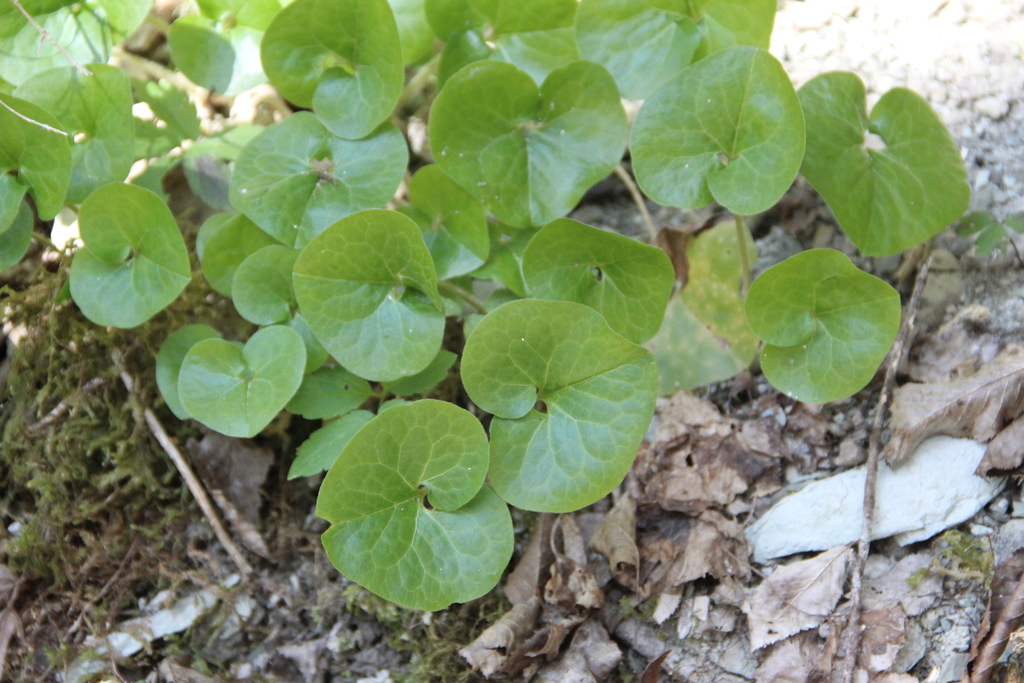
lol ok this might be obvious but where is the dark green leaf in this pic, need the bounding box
[260,0,404,139]
[404,164,488,279]
[745,249,901,403]
[317,400,514,610]
[289,410,374,478]
[69,184,191,328]
[955,211,998,236]
[229,112,407,248]
[179,324,307,437]
[631,46,804,215]
[381,349,456,396]
[470,223,534,296]
[288,312,330,374]
[156,324,221,420]
[429,60,626,228]
[293,209,445,382]
[0,199,33,271]
[522,218,674,343]
[286,364,373,419]
[0,93,71,220]
[13,64,133,203]
[798,72,969,256]
[462,299,657,512]
[0,174,27,233]
[197,212,283,295]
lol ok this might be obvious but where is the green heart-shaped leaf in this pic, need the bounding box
[462,299,657,512]
[427,0,579,85]
[689,0,775,61]
[94,0,152,38]
[522,218,674,343]
[289,409,374,478]
[260,0,403,139]
[0,199,33,271]
[179,325,307,437]
[286,364,372,419]
[288,312,330,374]
[13,64,133,203]
[631,46,804,215]
[404,165,488,280]
[293,209,445,382]
[69,184,191,328]
[647,218,759,393]
[470,224,535,297]
[197,212,284,296]
[389,0,434,64]
[798,72,970,256]
[197,0,282,31]
[575,0,700,100]
[745,249,901,403]
[229,113,407,248]
[231,245,299,325]
[316,399,514,610]
[0,175,28,235]
[0,93,71,220]
[0,3,111,86]
[156,324,222,420]
[381,349,456,396]
[134,79,202,142]
[429,60,626,228]
[168,15,267,96]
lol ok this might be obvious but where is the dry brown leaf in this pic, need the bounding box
[885,345,1024,463]
[505,514,554,605]
[460,597,541,677]
[978,414,1024,475]
[0,609,19,682]
[908,304,995,383]
[545,515,603,612]
[873,675,919,683]
[744,546,852,650]
[969,548,1024,678]
[754,633,823,683]
[858,607,906,674]
[0,566,16,602]
[158,659,220,683]
[639,650,671,683]
[862,554,942,617]
[669,510,749,586]
[187,431,274,559]
[589,494,639,590]
[534,619,622,683]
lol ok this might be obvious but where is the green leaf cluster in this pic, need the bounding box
[5,0,974,612]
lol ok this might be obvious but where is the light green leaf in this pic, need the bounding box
[286,364,372,419]
[69,184,191,328]
[647,218,758,394]
[955,211,998,237]
[168,15,267,96]
[293,209,445,382]
[1006,212,1024,234]
[0,93,71,220]
[260,0,404,139]
[382,349,456,396]
[133,118,183,161]
[197,212,284,295]
[229,112,407,248]
[689,0,776,61]
[461,299,657,512]
[0,3,111,86]
[231,245,299,325]
[389,0,434,64]
[156,324,221,420]
[129,154,175,201]
[288,312,330,374]
[429,60,626,228]
[317,399,513,610]
[575,0,700,99]
[745,249,901,403]
[95,0,152,38]
[0,174,27,234]
[404,164,488,279]
[179,324,307,437]
[631,46,804,216]
[135,79,202,142]
[470,224,534,296]
[522,218,674,343]
[0,199,33,271]
[427,0,578,85]
[13,64,133,204]
[798,72,970,256]
[197,0,282,31]
[289,409,374,478]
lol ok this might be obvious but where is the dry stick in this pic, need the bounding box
[0,98,67,135]
[118,370,254,578]
[614,164,658,242]
[839,247,933,683]
[7,0,91,76]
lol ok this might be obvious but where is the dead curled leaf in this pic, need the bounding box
[858,607,906,675]
[546,515,603,612]
[969,549,1024,681]
[533,619,622,683]
[588,494,639,590]
[754,632,826,683]
[668,510,749,586]
[743,546,852,650]
[459,597,542,678]
[978,413,1024,475]
[885,345,1024,463]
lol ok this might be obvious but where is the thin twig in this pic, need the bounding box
[117,369,253,578]
[735,213,751,295]
[614,164,658,242]
[0,98,67,135]
[438,279,487,315]
[7,0,91,76]
[839,247,933,683]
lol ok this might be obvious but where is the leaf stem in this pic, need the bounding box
[32,232,60,251]
[398,52,441,111]
[437,280,487,315]
[614,164,657,242]
[143,13,172,33]
[111,47,207,100]
[7,0,91,76]
[734,213,751,295]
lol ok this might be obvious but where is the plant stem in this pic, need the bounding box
[7,0,91,76]
[143,12,171,33]
[614,164,657,242]
[735,213,751,295]
[32,232,60,251]
[111,47,207,100]
[438,280,487,315]
[398,52,441,110]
